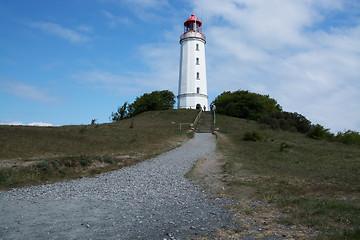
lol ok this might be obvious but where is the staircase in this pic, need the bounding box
[196,111,213,133]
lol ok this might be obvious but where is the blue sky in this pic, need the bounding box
[1,0,359,132]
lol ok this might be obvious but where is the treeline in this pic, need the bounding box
[110,89,360,146]
[213,90,360,146]
[111,90,175,121]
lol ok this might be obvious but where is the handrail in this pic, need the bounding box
[192,109,203,130]
[211,110,216,131]
[213,109,216,126]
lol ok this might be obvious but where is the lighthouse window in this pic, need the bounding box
[197,87,200,93]
[196,58,199,65]
[196,44,199,51]
[196,72,200,79]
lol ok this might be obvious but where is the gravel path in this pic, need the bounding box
[0,133,233,240]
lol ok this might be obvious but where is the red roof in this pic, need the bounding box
[184,13,202,27]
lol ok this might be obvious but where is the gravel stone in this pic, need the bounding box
[0,133,233,239]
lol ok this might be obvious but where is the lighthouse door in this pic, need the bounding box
[196,104,201,109]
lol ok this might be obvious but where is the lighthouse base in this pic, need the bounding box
[177,93,208,110]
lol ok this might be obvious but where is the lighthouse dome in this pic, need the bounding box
[184,13,202,28]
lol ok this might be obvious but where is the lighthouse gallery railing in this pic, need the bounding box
[180,31,206,41]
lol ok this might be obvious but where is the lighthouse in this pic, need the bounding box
[178,13,208,110]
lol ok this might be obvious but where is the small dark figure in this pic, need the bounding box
[203,105,206,111]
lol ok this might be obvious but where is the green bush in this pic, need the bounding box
[213,90,282,120]
[335,130,360,146]
[103,157,114,164]
[259,111,311,133]
[244,131,263,142]
[37,162,50,170]
[80,156,92,167]
[111,90,175,121]
[307,124,334,140]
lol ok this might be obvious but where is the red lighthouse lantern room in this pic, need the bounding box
[180,13,206,42]
[184,13,202,33]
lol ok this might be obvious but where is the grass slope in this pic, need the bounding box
[215,114,360,239]
[0,109,198,190]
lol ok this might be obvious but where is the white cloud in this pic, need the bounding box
[71,41,179,98]
[71,70,143,96]
[99,0,168,7]
[0,122,23,126]
[31,22,90,43]
[101,10,129,28]
[0,122,54,127]
[28,122,54,127]
[185,0,360,132]
[122,0,168,9]
[77,24,94,33]
[0,79,60,104]
[138,42,179,85]
[101,0,171,22]
[40,60,63,71]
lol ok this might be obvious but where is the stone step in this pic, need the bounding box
[196,111,213,133]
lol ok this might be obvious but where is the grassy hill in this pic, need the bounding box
[0,109,198,190]
[2,109,359,239]
[214,114,360,239]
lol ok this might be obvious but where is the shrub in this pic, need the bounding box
[244,131,263,142]
[213,90,282,120]
[260,111,311,133]
[111,90,176,121]
[111,102,129,121]
[80,156,92,167]
[335,130,360,146]
[103,157,114,164]
[37,162,50,170]
[307,124,334,140]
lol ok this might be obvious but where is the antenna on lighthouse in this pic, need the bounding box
[194,14,197,31]
[201,8,203,22]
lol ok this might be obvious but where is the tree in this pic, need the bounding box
[307,124,334,140]
[213,90,282,120]
[130,90,175,117]
[111,102,129,122]
[335,130,360,146]
[110,90,176,122]
[259,111,311,133]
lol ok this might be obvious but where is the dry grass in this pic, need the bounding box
[0,109,198,190]
[214,114,360,239]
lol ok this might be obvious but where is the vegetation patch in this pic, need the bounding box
[212,90,360,147]
[259,111,311,133]
[102,157,114,164]
[0,109,198,190]
[243,131,263,142]
[212,90,281,120]
[215,113,360,239]
[111,90,175,121]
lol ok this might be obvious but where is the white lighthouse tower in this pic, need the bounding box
[178,13,208,110]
